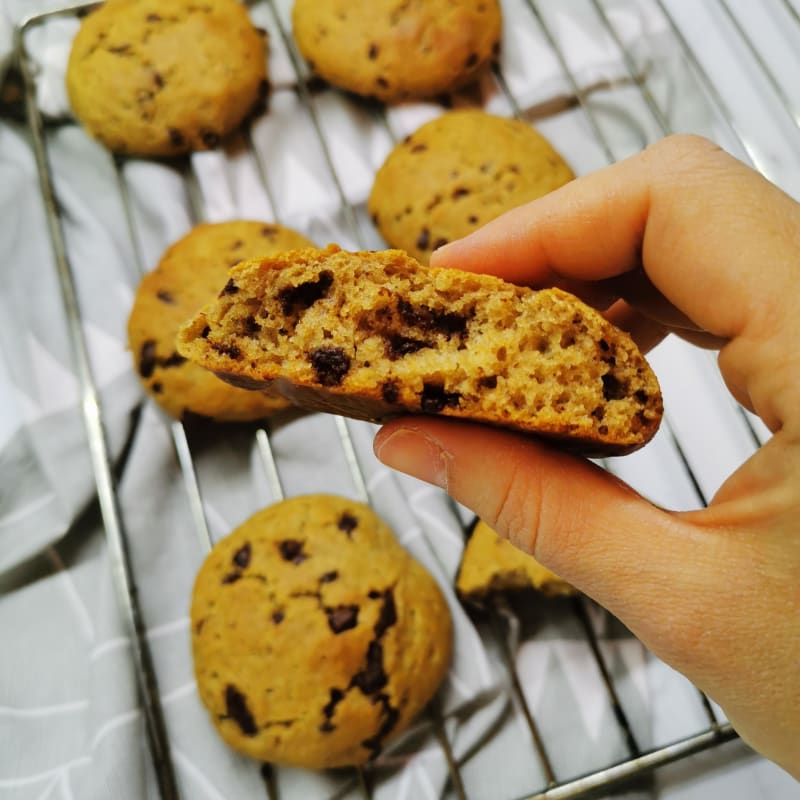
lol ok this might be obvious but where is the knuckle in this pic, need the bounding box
[488,460,545,560]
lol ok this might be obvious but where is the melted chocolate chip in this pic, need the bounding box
[420,383,461,413]
[151,381,163,394]
[602,373,627,401]
[220,278,239,296]
[337,512,358,536]
[376,76,389,89]
[156,289,175,304]
[320,570,339,583]
[272,610,284,624]
[233,542,251,568]
[368,43,379,59]
[373,590,397,637]
[327,604,359,634]
[321,687,344,732]
[139,340,157,378]
[386,334,432,360]
[278,271,333,315]
[381,381,399,404]
[309,346,351,386]
[416,228,430,250]
[479,375,498,389]
[361,695,400,758]
[242,315,261,336]
[599,338,610,352]
[200,325,211,339]
[278,539,307,564]
[222,571,241,584]
[351,641,387,695]
[224,685,258,736]
[452,187,470,199]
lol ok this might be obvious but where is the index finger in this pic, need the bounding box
[430,134,800,343]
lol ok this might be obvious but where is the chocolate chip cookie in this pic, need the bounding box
[176,245,663,456]
[127,221,314,422]
[191,494,453,768]
[369,110,575,264]
[66,0,268,155]
[291,0,502,102]
[457,520,574,601]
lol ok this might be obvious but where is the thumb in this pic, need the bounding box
[373,417,731,652]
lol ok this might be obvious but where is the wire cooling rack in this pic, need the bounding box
[11,0,800,798]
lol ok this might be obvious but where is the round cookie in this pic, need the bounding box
[127,221,314,422]
[368,110,575,264]
[66,0,268,156]
[191,494,453,768]
[291,0,502,103]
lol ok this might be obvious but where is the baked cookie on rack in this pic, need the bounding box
[176,245,663,456]
[191,494,453,768]
[66,0,268,156]
[291,0,502,103]
[369,110,574,264]
[456,519,574,602]
[127,221,313,422]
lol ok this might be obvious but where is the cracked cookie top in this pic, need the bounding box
[66,0,268,155]
[190,494,453,768]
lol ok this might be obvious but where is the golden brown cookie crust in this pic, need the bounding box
[291,0,502,102]
[457,520,575,600]
[191,494,453,768]
[66,0,268,156]
[177,246,663,456]
[127,221,314,421]
[369,110,575,263]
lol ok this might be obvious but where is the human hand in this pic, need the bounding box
[373,135,800,778]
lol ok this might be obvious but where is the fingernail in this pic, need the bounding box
[374,427,451,490]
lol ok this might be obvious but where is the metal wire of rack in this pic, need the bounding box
[11,0,799,798]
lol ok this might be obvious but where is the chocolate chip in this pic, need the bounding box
[420,383,461,413]
[211,342,241,359]
[278,539,307,564]
[222,571,241,584]
[386,334,432,360]
[602,373,627,401]
[272,609,284,624]
[599,338,610,352]
[373,590,397,637]
[361,695,400,758]
[156,289,175,304]
[153,71,164,89]
[411,143,428,153]
[376,76,389,89]
[278,271,334,315]
[416,228,430,250]
[351,641,387,694]
[168,127,184,148]
[200,325,211,339]
[151,381,163,394]
[397,299,469,338]
[242,315,261,336]
[309,346,351,387]
[261,225,278,237]
[370,212,379,226]
[452,187,470,199]
[327,604,359,634]
[320,687,344,732]
[368,43,379,59]
[230,239,244,251]
[337,512,358,536]
[224,685,258,736]
[479,375,498,389]
[432,237,448,250]
[146,12,161,21]
[161,352,186,368]
[320,570,339,583]
[233,542,251,568]
[635,389,648,404]
[200,129,220,149]
[108,44,131,54]
[492,40,501,57]
[368,590,382,599]
[220,278,239,296]
[468,214,479,224]
[465,52,479,68]
[381,381,399,404]
[139,340,157,378]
